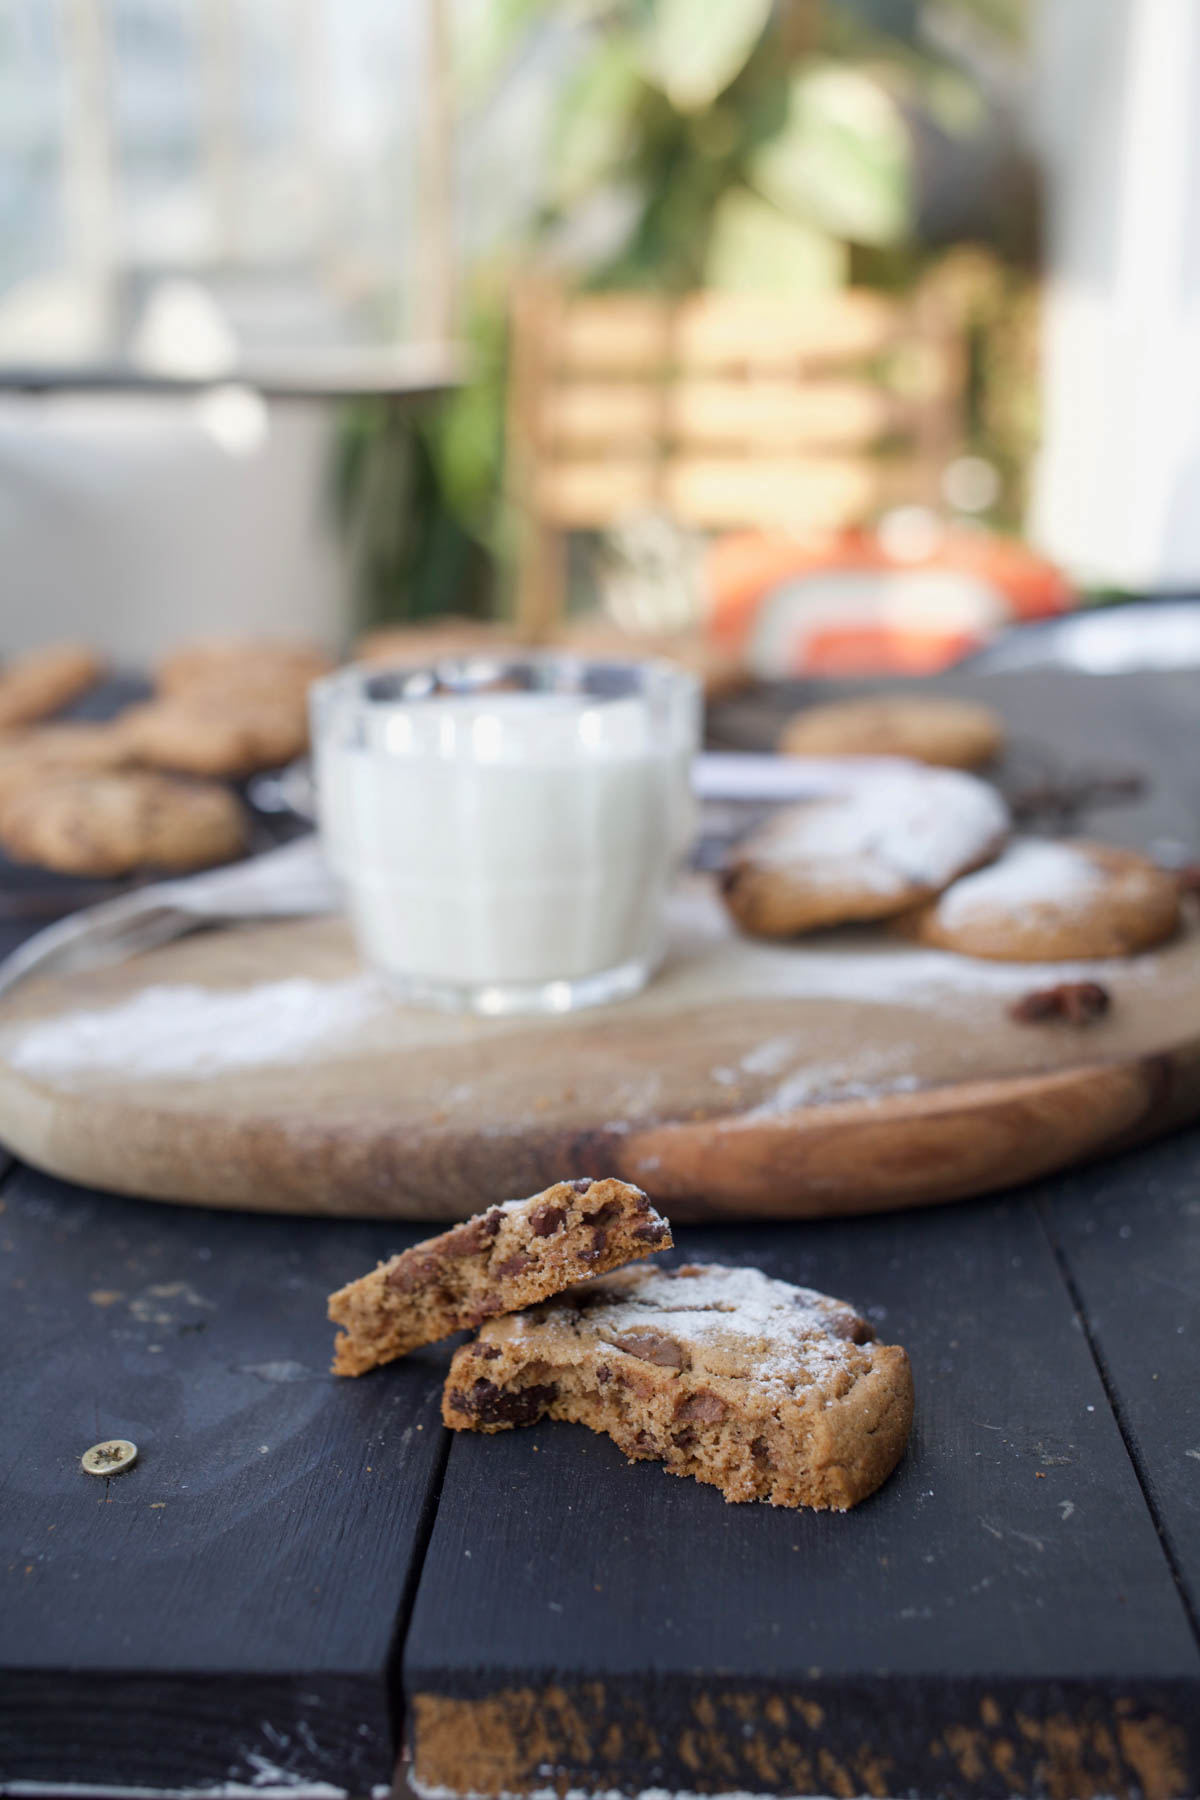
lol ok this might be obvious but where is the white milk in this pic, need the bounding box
[313,683,698,1007]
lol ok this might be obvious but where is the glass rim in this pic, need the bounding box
[310,650,701,761]
[311,649,701,714]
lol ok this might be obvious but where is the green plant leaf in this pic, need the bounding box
[749,62,912,245]
[704,186,846,292]
[548,34,644,204]
[638,0,773,113]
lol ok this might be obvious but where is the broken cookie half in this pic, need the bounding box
[329,1177,671,1376]
[442,1262,913,1510]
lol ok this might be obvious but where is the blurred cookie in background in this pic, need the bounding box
[117,694,310,779]
[779,694,1005,770]
[896,839,1180,961]
[0,770,248,877]
[0,643,106,730]
[156,638,334,701]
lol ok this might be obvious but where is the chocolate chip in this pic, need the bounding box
[596,1365,613,1384]
[631,1429,657,1454]
[495,1250,534,1279]
[611,1331,685,1368]
[675,1389,727,1424]
[530,1203,566,1237]
[1009,981,1111,1026]
[671,1428,697,1452]
[825,1308,875,1345]
[451,1378,557,1427]
[567,1177,594,1193]
[443,1209,504,1256]
[633,1221,669,1244]
[475,1342,501,1361]
[581,1226,608,1263]
[750,1436,772,1465]
[385,1254,435,1294]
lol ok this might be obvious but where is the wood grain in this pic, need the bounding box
[1038,1130,1200,1619]
[0,881,1198,1220]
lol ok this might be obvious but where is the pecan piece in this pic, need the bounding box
[824,1307,875,1345]
[1009,981,1111,1026]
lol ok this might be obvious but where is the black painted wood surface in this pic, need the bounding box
[403,1202,1200,1800]
[0,665,1198,1799]
[1038,1132,1200,1629]
[0,1167,450,1794]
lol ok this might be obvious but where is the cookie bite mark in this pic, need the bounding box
[442,1262,913,1510]
[328,1177,672,1375]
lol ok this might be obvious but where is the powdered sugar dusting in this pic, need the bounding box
[748,768,1008,894]
[529,1263,872,1389]
[6,976,387,1080]
[936,839,1104,927]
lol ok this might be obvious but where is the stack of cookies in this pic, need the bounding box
[329,1176,914,1512]
[722,692,1186,967]
[0,636,331,878]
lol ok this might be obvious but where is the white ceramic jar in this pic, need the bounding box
[311,655,700,1013]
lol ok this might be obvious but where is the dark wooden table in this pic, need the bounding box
[2,668,1200,1800]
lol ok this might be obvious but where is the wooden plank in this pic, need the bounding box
[673,290,901,370]
[555,296,672,374]
[536,453,895,531]
[404,1198,1200,1799]
[0,1163,449,1793]
[541,379,897,452]
[534,458,659,528]
[1037,1128,1200,1622]
[541,380,662,448]
[668,377,897,450]
[551,291,902,376]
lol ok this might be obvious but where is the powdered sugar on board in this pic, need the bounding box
[0,876,1168,1086]
[4,976,388,1080]
[935,839,1104,926]
[744,768,1008,894]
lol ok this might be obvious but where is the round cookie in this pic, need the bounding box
[0,722,133,809]
[721,767,1009,938]
[0,771,248,877]
[897,838,1180,961]
[157,638,333,700]
[779,695,1005,770]
[0,642,104,729]
[117,695,309,777]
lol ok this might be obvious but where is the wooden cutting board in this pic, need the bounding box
[0,877,1197,1221]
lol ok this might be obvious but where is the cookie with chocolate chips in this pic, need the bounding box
[328,1178,671,1375]
[442,1262,913,1510]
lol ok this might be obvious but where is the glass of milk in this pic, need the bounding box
[310,655,701,1013]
